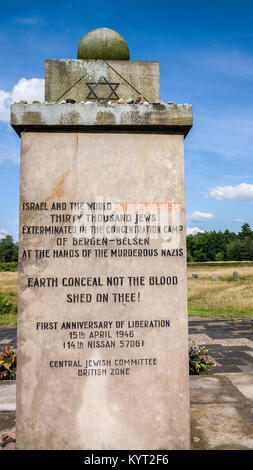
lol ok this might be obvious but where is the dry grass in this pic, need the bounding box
[188,264,253,316]
[0,272,18,326]
[0,272,18,303]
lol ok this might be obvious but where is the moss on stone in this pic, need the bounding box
[22,112,44,125]
[77,28,130,60]
[95,111,116,125]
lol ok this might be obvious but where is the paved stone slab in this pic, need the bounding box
[0,382,16,412]
[223,373,253,401]
[189,318,253,340]
[191,403,253,449]
[190,375,238,404]
[0,329,17,350]
[239,365,253,373]
[189,318,253,373]
[190,374,253,450]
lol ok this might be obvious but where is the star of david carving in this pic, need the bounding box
[86,77,120,103]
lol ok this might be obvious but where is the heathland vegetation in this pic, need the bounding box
[187,263,253,317]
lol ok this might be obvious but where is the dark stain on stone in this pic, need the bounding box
[22,112,44,125]
[95,111,116,125]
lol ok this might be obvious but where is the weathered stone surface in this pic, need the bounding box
[45,59,160,103]
[16,131,190,450]
[11,102,193,137]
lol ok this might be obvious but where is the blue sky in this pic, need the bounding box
[1,0,253,240]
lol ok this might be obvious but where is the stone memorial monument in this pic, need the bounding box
[11,28,193,450]
[233,271,239,280]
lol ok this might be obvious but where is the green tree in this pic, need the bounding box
[215,252,225,261]
[226,240,240,260]
[186,223,253,262]
[238,223,252,240]
[0,235,18,263]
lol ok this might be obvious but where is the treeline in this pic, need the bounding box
[187,223,253,262]
[0,235,18,263]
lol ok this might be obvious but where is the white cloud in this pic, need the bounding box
[186,227,205,236]
[188,210,214,222]
[0,78,44,122]
[7,219,19,225]
[11,78,44,103]
[0,229,9,240]
[0,90,11,121]
[234,218,246,223]
[209,183,253,202]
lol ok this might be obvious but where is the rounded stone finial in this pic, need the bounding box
[77,28,130,60]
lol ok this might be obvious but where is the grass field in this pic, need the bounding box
[188,263,253,317]
[0,262,252,326]
[0,272,18,326]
